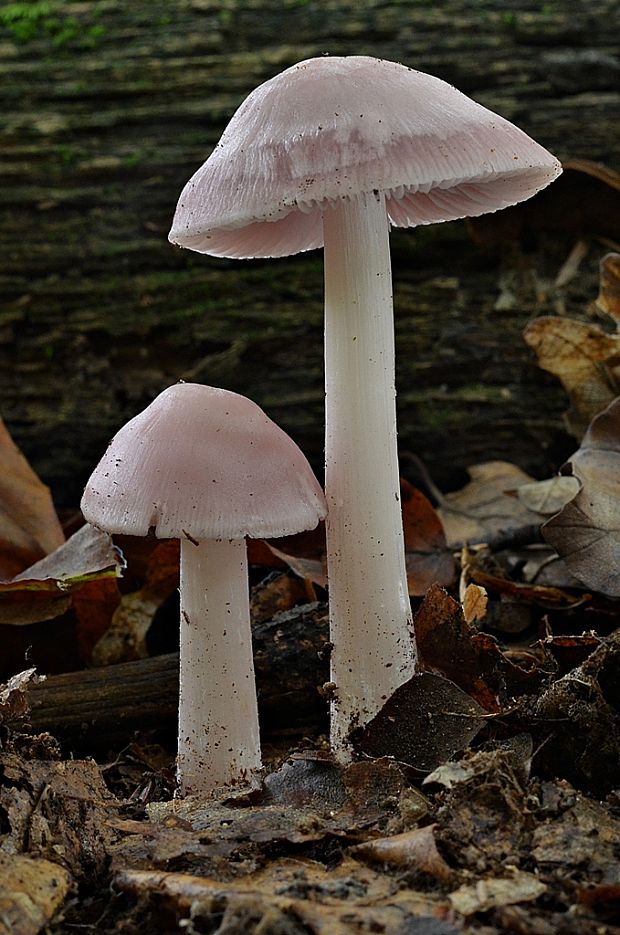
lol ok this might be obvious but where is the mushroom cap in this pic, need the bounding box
[81,383,327,540]
[169,55,562,259]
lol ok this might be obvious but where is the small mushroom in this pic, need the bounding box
[169,55,562,757]
[81,383,326,795]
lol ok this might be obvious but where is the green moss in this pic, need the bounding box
[0,1,106,48]
[0,2,58,42]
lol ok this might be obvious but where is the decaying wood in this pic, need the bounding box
[26,604,329,742]
[1,0,619,504]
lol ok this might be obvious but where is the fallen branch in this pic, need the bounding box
[25,603,329,743]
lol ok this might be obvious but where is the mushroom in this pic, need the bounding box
[81,382,326,795]
[168,55,562,757]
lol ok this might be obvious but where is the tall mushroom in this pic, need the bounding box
[168,55,562,756]
[81,382,326,794]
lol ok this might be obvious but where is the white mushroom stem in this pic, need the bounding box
[178,536,261,795]
[323,190,417,758]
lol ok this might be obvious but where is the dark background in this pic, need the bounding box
[1,0,619,505]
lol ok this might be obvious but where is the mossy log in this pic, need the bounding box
[1,0,619,504]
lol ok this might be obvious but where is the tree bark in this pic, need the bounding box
[1,0,619,504]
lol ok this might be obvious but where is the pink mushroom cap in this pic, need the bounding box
[81,383,327,540]
[169,55,562,259]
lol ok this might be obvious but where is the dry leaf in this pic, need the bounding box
[596,252,620,321]
[449,871,546,916]
[352,671,486,770]
[351,825,453,880]
[0,524,122,627]
[515,476,580,515]
[438,461,542,548]
[532,792,620,876]
[115,867,456,935]
[524,316,620,437]
[462,583,488,625]
[401,479,455,595]
[0,418,64,579]
[414,585,545,710]
[263,524,327,588]
[0,854,72,935]
[91,539,179,665]
[543,396,620,596]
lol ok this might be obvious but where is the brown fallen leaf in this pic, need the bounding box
[461,583,488,625]
[596,252,620,322]
[0,751,117,878]
[448,870,546,916]
[352,671,486,771]
[542,633,602,674]
[534,634,620,795]
[532,790,620,877]
[577,883,620,919]
[467,563,588,608]
[415,585,547,710]
[524,315,620,437]
[0,853,72,935]
[513,476,580,516]
[437,461,542,548]
[0,668,38,728]
[401,479,455,595]
[351,825,453,881]
[250,571,316,624]
[0,417,64,579]
[115,867,456,935]
[0,524,122,628]
[543,396,620,597]
[263,523,327,588]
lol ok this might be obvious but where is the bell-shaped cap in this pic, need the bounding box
[169,55,562,259]
[81,383,327,540]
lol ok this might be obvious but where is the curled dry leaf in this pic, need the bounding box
[0,524,122,627]
[263,523,327,588]
[543,396,620,597]
[0,668,38,727]
[0,417,64,579]
[596,252,620,322]
[437,461,542,548]
[525,253,620,438]
[467,563,588,608]
[351,825,453,881]
[415,585,547,711]
[524,316,620,437]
